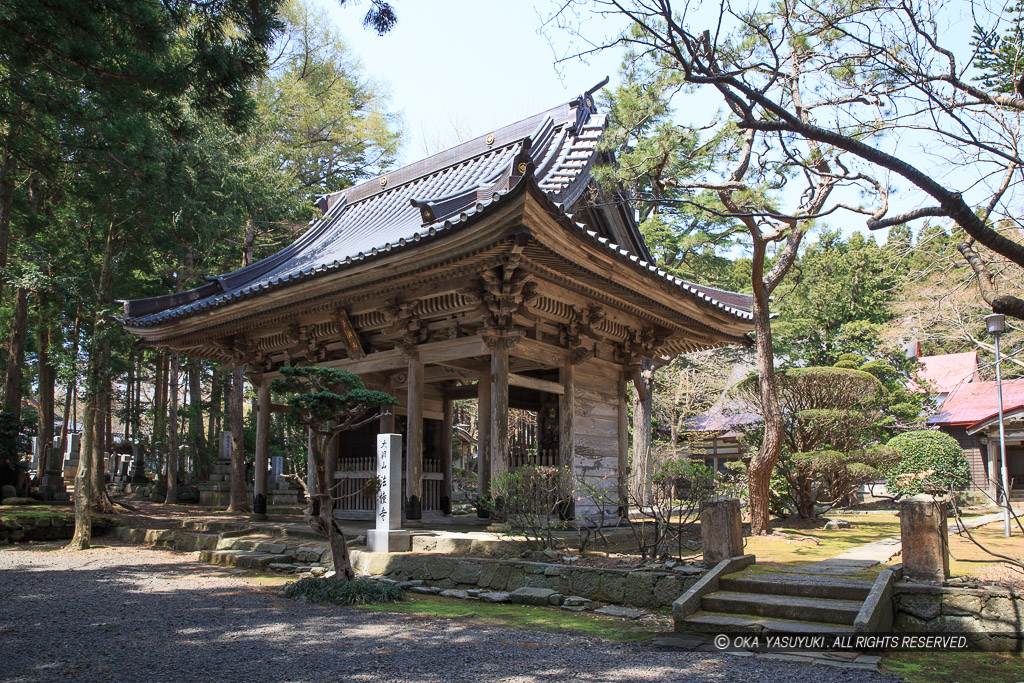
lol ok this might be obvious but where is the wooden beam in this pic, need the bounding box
[510,336,568,368]
[444,383,480,400]
[417,335,489,364]
[508,373,564,395]
[330,309,365,359]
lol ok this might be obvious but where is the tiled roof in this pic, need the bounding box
[686,406,760,438]
[122,91,753,328]
[908,351,979,395]
[928,378,1024,426]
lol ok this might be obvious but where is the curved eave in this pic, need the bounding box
[123,174,754,348]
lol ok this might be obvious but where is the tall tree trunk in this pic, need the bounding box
[207,366,222,464]
[166,354,180,505]
[3,286,30,418]
[746,241,784,536]
[153,352,169,481]
[227,365,248,512]
[37,294,55,474]
[0,147,15,308]
[310,432,354,579]
[187,358,206,472]
[68,352,99,550]
[59,312,78,451]
[87,224,116,514]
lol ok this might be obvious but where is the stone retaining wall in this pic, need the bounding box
[350,551,703,608]
[894,582,1024,651]
[0,513,116,544]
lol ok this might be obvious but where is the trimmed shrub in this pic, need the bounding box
[883,430,970,497]
[281,577,404,605]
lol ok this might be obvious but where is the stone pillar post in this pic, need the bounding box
[900,494,950,582]
[252,377,270,520]
[701,497,744,565]
[441,398,453,515]
[476,370,491,517]
[405,355,424,522]
[367,433,411,552]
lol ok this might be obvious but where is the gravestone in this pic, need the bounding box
[270,456,284,490]
[62,433,81,481]
[30,437,40,472]
[701,497,744,565]
[367,433,411,552]
[900,494,950,582]
[40,446,70,502]
[198,431,238,506]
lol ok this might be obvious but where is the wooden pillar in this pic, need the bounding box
[490,343,510,486]
[631,360,654,506]
[559,360,575,471]
[253,376,270,520]
[441,397,453,515]
[405,355,424,521]
[476,370,491,516]
[617,370,629,513]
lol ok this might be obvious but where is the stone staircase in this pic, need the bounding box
[678,569,874,635]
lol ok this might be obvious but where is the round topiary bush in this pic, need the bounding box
[883,430,970,497]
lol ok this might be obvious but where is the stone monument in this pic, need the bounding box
[39,446,70,502]
[367,433,411,553]
[62,433,81,482]
[198,431,235,507]
[900,494,950,582]
[701,497,744,565]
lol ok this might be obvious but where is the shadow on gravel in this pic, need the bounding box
[0,549,894,683]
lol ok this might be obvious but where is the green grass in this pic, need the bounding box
[355,594,663,642]
[0,506,71,520]
[881,651,1024,683]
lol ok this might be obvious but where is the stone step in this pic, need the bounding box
[115,527,220,552]
[701,591,861,625]
[681,611,854,636]
[198,549,295,571]
[719,572,872,601]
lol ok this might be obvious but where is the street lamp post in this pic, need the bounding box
[985,313,1012,537]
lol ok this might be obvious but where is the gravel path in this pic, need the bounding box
[0,542,898,683]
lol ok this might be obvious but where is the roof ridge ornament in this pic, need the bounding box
[571,76,609,134]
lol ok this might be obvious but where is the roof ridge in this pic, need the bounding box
[316,100,582,212]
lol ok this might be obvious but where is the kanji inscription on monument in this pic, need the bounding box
[367,433,410,552]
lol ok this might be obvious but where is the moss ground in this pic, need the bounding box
[880,651,1024,683]
[742,515,902,568]
[354,594,665,642]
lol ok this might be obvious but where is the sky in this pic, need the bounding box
[313,0,629,164]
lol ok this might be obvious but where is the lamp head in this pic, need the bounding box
[986,313,1006,336]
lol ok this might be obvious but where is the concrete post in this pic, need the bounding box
[701,497,744,565]
[900,494,950,582]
